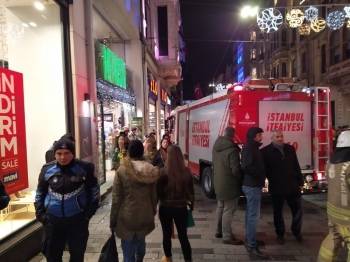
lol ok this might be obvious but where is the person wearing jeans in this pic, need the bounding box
[212,127,244,245]
[110,140,160,262]
[241,127,267,259]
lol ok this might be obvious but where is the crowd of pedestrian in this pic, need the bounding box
[31,124,350,262]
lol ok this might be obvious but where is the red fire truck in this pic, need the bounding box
[168,78,331,199]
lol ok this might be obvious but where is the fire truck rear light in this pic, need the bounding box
[317,173,323,180]
[234,86,243,91]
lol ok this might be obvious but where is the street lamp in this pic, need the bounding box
[241,5,259,18]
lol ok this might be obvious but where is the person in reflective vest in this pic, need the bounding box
[318,130,350,262]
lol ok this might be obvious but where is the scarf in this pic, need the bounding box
[272,142,284,157]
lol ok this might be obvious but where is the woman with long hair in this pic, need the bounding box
[157,145,194,262]
[152,138,170,168]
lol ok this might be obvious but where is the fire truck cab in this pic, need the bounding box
[168,78,331,199]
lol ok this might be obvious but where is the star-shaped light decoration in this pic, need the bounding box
[344,6,350,18]
[257,8,283,33]
[326,11,345,30]
[286,9,305,28]
[305,6,318,22]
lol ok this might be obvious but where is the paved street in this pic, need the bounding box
[30,181,346,262]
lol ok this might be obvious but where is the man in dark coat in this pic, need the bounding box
[241,127,267,259]
[260,129,304,245]
[212,127,244,245]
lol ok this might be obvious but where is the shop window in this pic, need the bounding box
[330,30,340,65]
[282,62,287,77]
[157,6,168,56]
[343,28,350,60]
[0,1,66,241]
[321,44,327,74]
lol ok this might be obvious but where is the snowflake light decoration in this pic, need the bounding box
[299,24,311,35]
[286,9,305,28]
[305,6,318,22]
[257,8,283,33]
[310,17,326,32]
[0,23,24,45]
[326,11,345,30]
[344,6,350,18]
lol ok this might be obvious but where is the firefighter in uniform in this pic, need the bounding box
[318,130,350,262]
[112,126,130,170]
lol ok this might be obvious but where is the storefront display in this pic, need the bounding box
[0,1,66,240]
[148,77,158,133]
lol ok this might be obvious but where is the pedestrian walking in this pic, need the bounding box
[110,140,159,262]
[128,127,139,141]
[34,138,99,262]
[318,130,350,262]
[260,129,304,244]
[241,127,267,259]
[157,145,194,262]
[152,138,170,168]
[212,127,244,245]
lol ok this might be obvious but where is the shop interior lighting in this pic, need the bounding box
[22,23,29,27]
[41,15,47,19]
[304,6,318,22]
[326,11,345,30]
[34,2,45,10]
[310,17,326,32]
[29,22,37,27]
[84,93,91,102]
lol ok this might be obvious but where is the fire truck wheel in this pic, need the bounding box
[202,167,216,199]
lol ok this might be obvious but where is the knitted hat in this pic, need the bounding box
[54,138,75,155]
[128,140,144,159]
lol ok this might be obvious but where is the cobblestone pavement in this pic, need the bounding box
[31,181,346,262]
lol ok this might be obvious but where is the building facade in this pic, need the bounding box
[248,0,350,126]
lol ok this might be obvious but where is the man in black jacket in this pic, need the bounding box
[241,127,267,259]
[35,138,99,262]
[260,129,304,245]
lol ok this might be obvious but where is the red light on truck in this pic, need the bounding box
[317,173,323,180]
[234,86,243,91]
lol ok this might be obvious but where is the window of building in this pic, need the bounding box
[262,63,265,76]
[133,0,139,27]
[145,1,152,40]
[251,49,256,59]
[343,29,350,60]
[321,44,327,74]
[302,52,307,72]
[330,30,340,65]
[282,62,287,77]
[276,65,279,77]
[292,59,297,77]
[157,6,168,56]
[251,67,257,79]
[251,31,256,41]
[291,29,296,47]
[282,29,286,46]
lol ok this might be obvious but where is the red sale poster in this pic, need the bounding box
[0,67,28,195]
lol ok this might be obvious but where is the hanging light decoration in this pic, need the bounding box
[286,9,305,28]
[347,20,350,29]
[257,8,283,33]
[305,6,318,22]
[299,24,311,35]
[326,11,345,30]
[344,6,350,18]
[310,17,326,32]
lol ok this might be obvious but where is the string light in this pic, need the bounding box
[344,6,350,18]
[257,8,283,33]
[326,11,345,30]
[299,24,311,35]
[310,17,326,32]
[0,23,24,45]
[286,9,305,28]
[304,6,318,22]
[96,78,136,106]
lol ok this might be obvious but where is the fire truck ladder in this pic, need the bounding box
[314,86,331,176]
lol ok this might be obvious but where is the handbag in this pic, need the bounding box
[187,209,195,227]
[98,232,118,262]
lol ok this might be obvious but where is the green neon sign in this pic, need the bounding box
[102,45,126,89]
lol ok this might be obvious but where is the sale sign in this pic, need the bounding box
[259,101,312,169]
[0,67,28,195]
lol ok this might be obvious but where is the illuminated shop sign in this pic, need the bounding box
[102,45,126,89]
[149,79,158,100]
[161,88,167,105]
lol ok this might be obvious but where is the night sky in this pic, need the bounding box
[180,0,268,99]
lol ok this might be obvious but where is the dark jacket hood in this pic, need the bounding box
[246,127,264,147]
[330,147,350,163]
[213,136,239,152]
